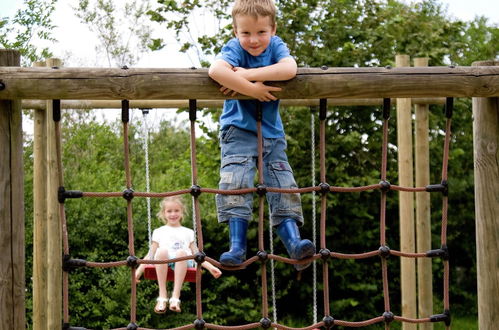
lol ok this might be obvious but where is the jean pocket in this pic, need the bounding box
[220,125,236,143]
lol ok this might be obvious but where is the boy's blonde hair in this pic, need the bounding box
[156,196,186,224]
[232,0,277,28]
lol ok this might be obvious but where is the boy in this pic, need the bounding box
[208,0,315,271]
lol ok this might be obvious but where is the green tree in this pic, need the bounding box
[75,0,157,67]
[0,0,57,66]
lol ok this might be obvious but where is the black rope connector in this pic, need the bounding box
[319,98,328,120]
[62,255,87,272]
[255,101,263,121]
[383,98,391,120]
[319,182,330,195]
[194,251,206,264]
[121,100,130,123]
[193,318,205,329]
[123,188,134,201]
[58,186,84,203]
[53,99,61,122]
[321,65,329,70]
[430,309,451,326]
[256,184,267,196]
[444,97,453,118]
[257,250,268,262]
[322,315,335,328]
[127,255,138,268]
[379,180,391,192]
[426,244,449,260]
[426,180,448,196]
[383,311,394,323]
[378,245,391,258]
[385,65,392,69]
[0,80,5,90]
[189,99,197,121]
[190,185,202,197]
[260,317,272,329]
[62,323,87,330]
[121,65,129,70]
[319,248,331,260]
[126,322,138,330]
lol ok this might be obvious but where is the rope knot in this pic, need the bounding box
[260,317,272,329]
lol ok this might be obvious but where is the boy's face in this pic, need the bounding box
[233,14,276,57]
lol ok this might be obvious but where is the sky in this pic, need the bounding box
[1,0,498,68]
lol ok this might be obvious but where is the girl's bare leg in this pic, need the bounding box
[154,247,170,299]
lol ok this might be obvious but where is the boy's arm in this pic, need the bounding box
[233,57,297,82]
[209,59,283,102]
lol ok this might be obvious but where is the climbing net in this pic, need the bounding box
[57,98,452,329]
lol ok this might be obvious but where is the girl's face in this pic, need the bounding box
[163,201,183,226]
[233,14,276,57]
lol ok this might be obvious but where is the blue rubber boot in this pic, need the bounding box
[220,218,248,266]
[276,218,315,271]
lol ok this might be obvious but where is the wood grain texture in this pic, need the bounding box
[0,66,498,100]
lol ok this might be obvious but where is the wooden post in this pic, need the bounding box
[0,49,25,330]
[396,54,417,329]
[414,57,433,329]
[45,58,63,330]
[32,60,48,330]
[472,60,499,330]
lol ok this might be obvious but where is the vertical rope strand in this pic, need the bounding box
[256,102,269,319]
[318,99,331,319]
[189,100,204,319]
[310,108,318,325]
[122,100,137,324]
[141,109,152,247]
[441,98,453,327]
[380,99,391,317]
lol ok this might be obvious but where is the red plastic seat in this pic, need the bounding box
[143,264,197,282]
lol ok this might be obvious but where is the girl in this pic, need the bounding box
[136,196,222,313]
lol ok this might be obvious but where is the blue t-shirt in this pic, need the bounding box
[215,36,292,138]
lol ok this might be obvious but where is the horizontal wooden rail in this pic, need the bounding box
[21,97,445,110]
[0,66,498,100]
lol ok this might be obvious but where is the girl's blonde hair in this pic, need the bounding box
[232,0,277,28]
[156,196,186,224]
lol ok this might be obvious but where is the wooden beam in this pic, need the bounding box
[472,60,499,329]
[396,55,416,330]
[32,61,48,330]
[0,49,25,330]
[1,66,498,100]
[414,57,433,329]
[21,97,446,110]
[45,58,63,330]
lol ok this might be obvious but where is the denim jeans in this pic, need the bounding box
[216,126,303,226]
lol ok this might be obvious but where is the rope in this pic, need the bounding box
[141,109,153,247]
[57,97,453,330]
[310,108,318,325]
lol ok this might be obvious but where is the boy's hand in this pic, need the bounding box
[219,85,239,97]
[250,81,281,102]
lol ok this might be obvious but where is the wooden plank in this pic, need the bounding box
[32,60,48,330]
[0,49,24,330]
[472,60,499,330]
[396,55,416,330]
[414,57,433,329]
[1,66,499,100]
[20,97,446,110]
[45,58,62,330]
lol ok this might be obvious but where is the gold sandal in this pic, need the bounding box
[154,297,168,314]
[169,297,181,312]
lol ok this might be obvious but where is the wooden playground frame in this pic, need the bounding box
[1,49,497,329]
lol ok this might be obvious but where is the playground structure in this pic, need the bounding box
[0,49,498,329]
